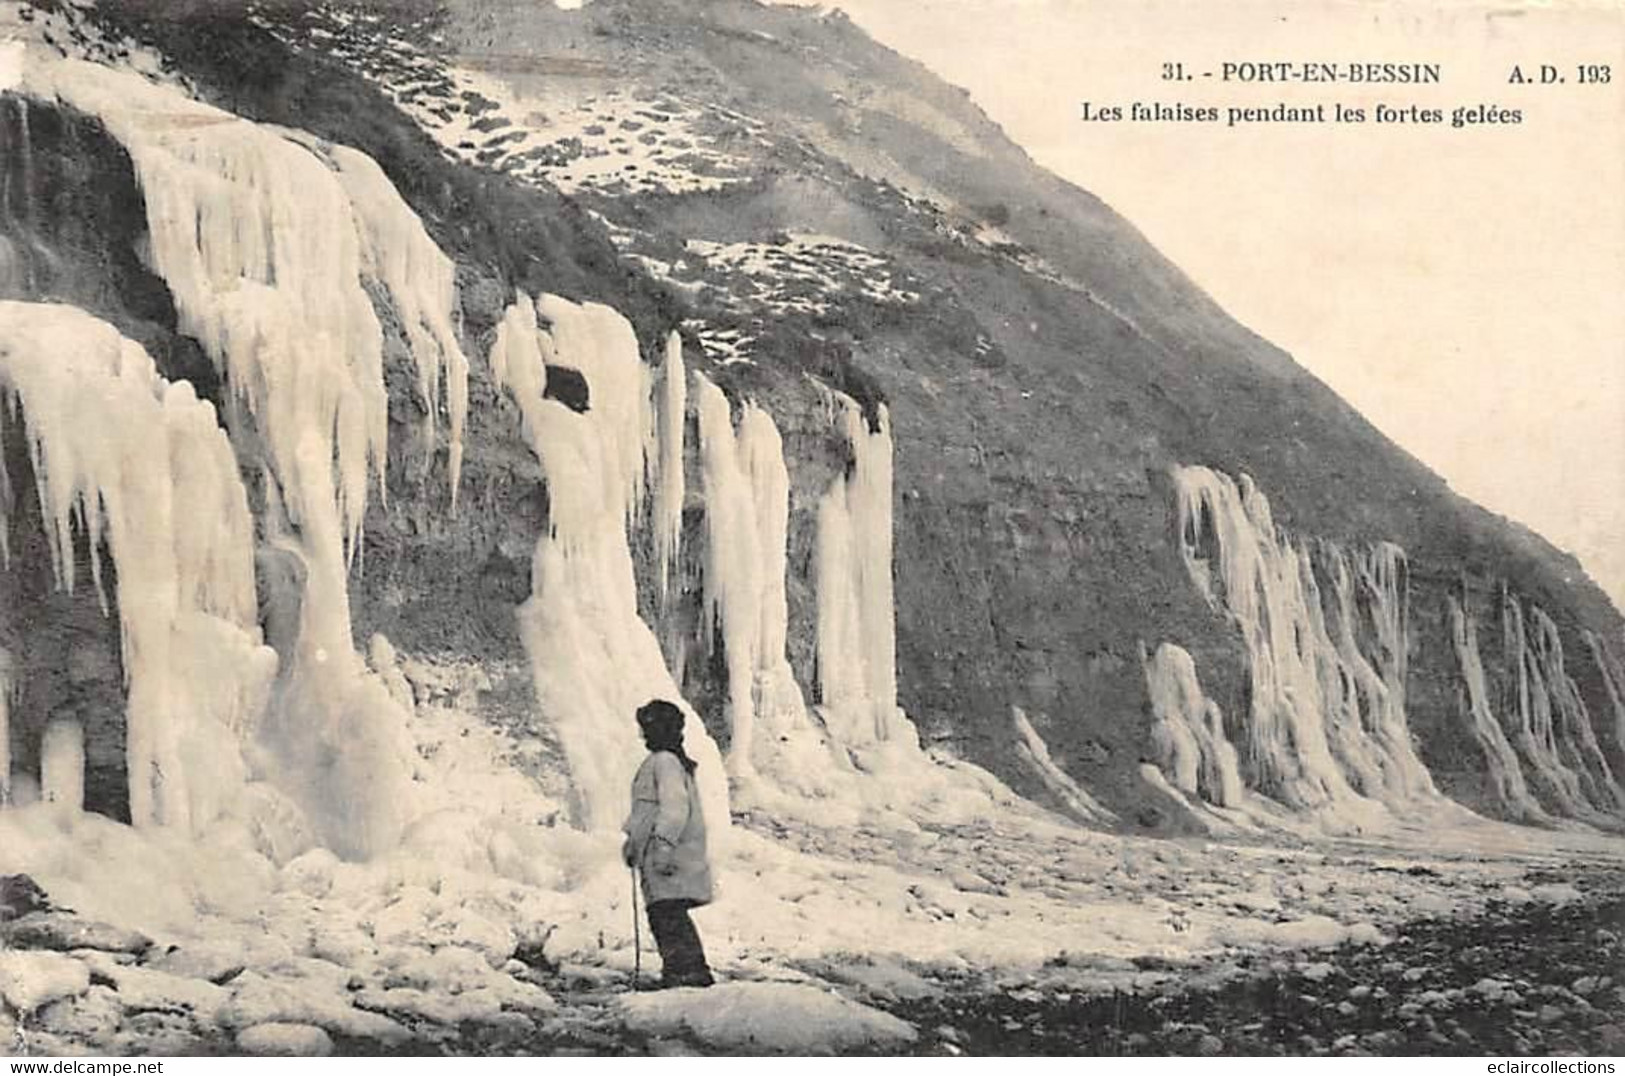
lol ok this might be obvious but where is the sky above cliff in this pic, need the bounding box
[824,0,1625,612]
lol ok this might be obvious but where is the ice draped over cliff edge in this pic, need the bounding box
[11,52,469,856]
[1154,463,1625,833]
[1158,465,1444,832]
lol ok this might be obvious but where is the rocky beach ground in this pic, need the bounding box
[4,824,1622,1058]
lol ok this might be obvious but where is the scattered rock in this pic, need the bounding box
[619,981,917,1054]
[237,1022,334,1057]
[805,957,943,1004]
[36,985,124,1045]
[218,971,410,1045]
[1,912,151,955]
[0,874,52,921]
[1229,891,1282,914]
[1197,1033,1224,1055]
[144,942,248,985]
[85,958,229,1025]
[556,962,625,990]
[948,869,999,895]
[0,950,91,1012]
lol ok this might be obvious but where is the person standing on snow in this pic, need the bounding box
[622,699,715,988]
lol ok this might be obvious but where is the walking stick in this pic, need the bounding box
[630,865,643,992]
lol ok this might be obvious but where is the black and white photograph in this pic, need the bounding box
[0,0,1621,1059]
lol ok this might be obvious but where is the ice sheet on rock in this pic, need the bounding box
[1143,644,1244,809]
[1448,596,1548,822]
[0,804,283,939]
[75,952,228,1025]
[1500,592,1625,818]
[1010,706,1117,825]
[618,980,917,1054]
[236,1022,335,1057]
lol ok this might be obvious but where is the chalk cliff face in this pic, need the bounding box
[0,0,1620,859]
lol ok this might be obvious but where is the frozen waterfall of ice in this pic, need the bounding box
[0,302,275,832]
[1010,706,1117,825]
[693,372,872,812]
[18,52,474,857]
[1500,591,1625,818]
[1172,465,1441,830]
[1448,595,1548,822]
[1582,629,1625,771]
[815,394,904,754]
[491,292,728,836]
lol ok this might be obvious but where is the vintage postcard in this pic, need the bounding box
[0,0,1620,1060]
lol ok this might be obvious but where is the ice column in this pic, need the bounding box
[695,374,764,776]
[492,293,727,833]
[694,372,829,790]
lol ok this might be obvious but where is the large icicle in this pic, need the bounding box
[695,374,764,778]
[1172,465,1439,828]
[0,646,14,806]
[302,136,471,503]
[493,293,727,834]
[693,373,839,799]
[0,302,275,831]
[815,394,903,752]
[652,332,686,597]
[19,53,471,856]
